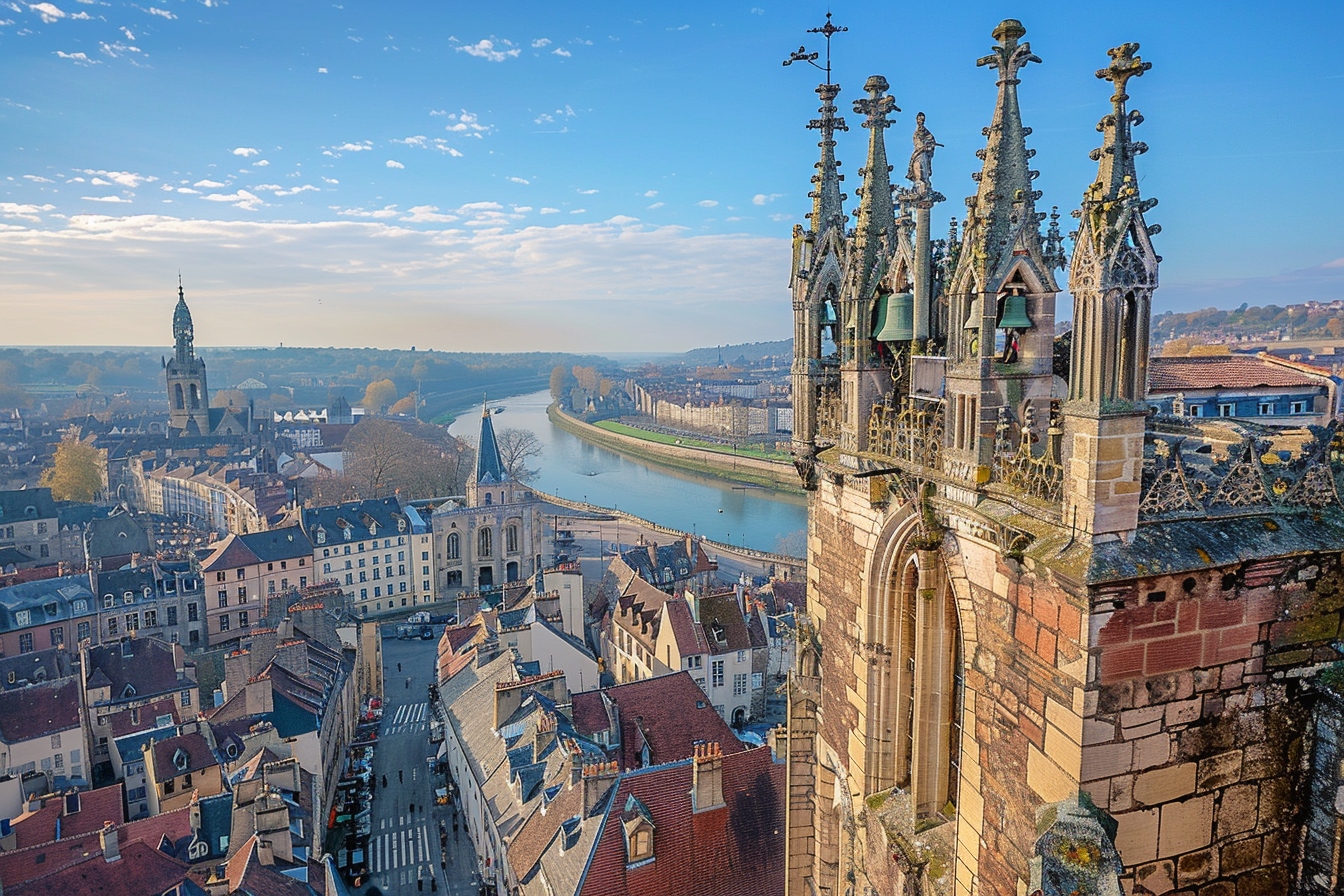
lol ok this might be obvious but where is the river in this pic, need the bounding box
[447,390,807,555]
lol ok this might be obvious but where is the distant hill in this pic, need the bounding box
[1154,301,1344,344]
[675,339,793,367]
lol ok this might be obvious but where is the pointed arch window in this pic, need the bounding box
[173,383,185,410]
[446,533,460,561]
[478,527,492,559]
[505,524,519,554]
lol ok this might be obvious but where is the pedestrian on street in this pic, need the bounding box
[382,774,387,788]
[397,662,402,672]
[399,770,403,783]
[431,877,438,892]
[417,866,424,892]
[406,676,411,689]
[410,802,415,814]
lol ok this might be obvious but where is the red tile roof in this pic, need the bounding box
[571,672,745,770]
[1148,355,1329,392]
[0,804,193,888]
[150,731,218,777]
[106,697,180,738]
[580,745,785,896]
[11,784,126,849]
[0,678,81,744]
[7,838,191,896]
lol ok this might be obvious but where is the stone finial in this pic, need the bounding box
[976,19,1040,85]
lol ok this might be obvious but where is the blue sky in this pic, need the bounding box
[0,1,1340,352]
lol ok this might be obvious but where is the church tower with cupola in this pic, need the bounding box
[164,282,212,436]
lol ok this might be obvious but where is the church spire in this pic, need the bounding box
[807,83,848,238]
[172,280,194,364]
[851,75,897,289]
[958,19,1044,289]
[1081,42,1155,257]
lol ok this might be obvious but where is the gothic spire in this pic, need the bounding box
[851,75,898,287]
[959,19,1044,288]
[807,83,848,238]
[1081,42,1156,256]
[172,281,194,364]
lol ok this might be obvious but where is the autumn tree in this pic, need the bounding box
[496,428,543,482]
[342,417,471,500]
[388,393,418,416]
[549,365,576,400]
[39,431,104,502]
[361,379,398,414]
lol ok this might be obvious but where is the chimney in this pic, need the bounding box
[99,821,120,862]
[691,742,724,812]
[277,616,293,641]
[256,838,275,866]
[204,865,230,896]
[646,541,658,568]
[581,760,619,816]
[534,712,557,759]
[189,792,202,834]
[568,744,584,785]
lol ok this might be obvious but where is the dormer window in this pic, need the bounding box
[74,599,87,613]
[104,594,115,608]
[397,518,407,533]
[343,527,352,541]
[123,591,134,605]
[14,609,29,626]
[315,528,326,545]
[143,586,154,600]
[622,794,655,865]
[173,748,189,771]
[121,683,136,699]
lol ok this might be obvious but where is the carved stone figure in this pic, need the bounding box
[906,111,940,195]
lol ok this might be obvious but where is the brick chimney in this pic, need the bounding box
[254,790,293,863]
[99,821,120,862]
[691,742,724,812]
[581,760,619,816]
[534,712,558,760]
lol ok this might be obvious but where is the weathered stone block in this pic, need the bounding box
[1133,762,1196,807]
[1158,795,1213,856]
[1164,698,1202,727]
[1134,733,1172,771]
[1218,836,1261,875]
[1082,741,1135,782]
[1215,783,1258,838]
[1134,859,1175,894]
[1195,750,1242,793]
[1176,847,1217,887]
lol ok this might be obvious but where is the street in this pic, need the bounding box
[365,635,479,896]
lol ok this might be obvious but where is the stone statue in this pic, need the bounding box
[907,112,941,195]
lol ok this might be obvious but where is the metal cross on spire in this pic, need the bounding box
[782,11,847,84]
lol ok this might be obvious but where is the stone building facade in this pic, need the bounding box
[784,19,1344,896]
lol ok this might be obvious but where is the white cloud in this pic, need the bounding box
[23,174,53,183]
[29,2,64,23]
[81,195,132,203]
[429,109,447,116]
[82,169,155,188]
[456,38,520,62]
[514,206,532,213]
[144,6,175,19]
[334,205,401,219]
[444,110,491,137]
[318,67,328,73]
[607,215,639,226]
[750,6,764,14]
[322,177,339,184]
[232,147,260,157]
[577,188,598,195]
[385,159,404,169]
[752,193,782,206]
[331,141,373,152]
[697,199,718,208]
[120,25,134,39]
[642,190,658,198]
[0,215,791,351]
[0,201,55,221]
[647,202,664,209]
[669,24,689,31]
[254,159,269,167]
[253,183,319,196]
[539,208,560,215]
[570,209,586,214]
[201,189,263,210]
[508,176,529,185]
[401,205,457,224]
[55,50,97,64]
[193,179,227,188]
[552,47,571,57]
[99,41,142,58]
[530,37,550,48]
[175,187,199,194]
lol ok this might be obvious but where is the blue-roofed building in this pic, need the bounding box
[0,575,99,657]
[432,403,544,602]
[301,496,438,617]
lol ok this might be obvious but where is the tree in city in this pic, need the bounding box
[549,365,575,400]
[39,431,104,502]
[389,393,417,416]
[496,428,543,482]
[361,378,399,415]
[343,417,472,499]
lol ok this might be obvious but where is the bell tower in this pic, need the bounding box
[1062,43,1159,541]
[942,20,1061,483]
[164,281,211,436]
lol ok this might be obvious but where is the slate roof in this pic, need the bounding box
[0,487,58,524]
[577,745,785,896]
[0,575,97,634]
[114,723,178,766]
[1147,354,1329,392]
[85,637,194,705]
[475,405,508,485]
[84,511,151,561]
[11,783,126,849]
[613,575,674,651]
[0,647,73,689]
[301,497,409,545]
[0,677,81,744]
[152,731,219,776]
[509,775,610,894]
[695,591,753,655]
[613,538,714,592]
[106,696,180,738]
[201,527,312,572]
[570,672,745,771]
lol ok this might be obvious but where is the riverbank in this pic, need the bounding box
[546,404,805,495]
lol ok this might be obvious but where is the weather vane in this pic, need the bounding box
[782,11,846,84]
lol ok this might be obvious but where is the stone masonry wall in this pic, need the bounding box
[1083,552,1344,894]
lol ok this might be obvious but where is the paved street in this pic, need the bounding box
[366,635,480,896]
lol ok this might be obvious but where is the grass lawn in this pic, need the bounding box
[592,420,789,461]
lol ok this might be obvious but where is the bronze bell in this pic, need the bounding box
[998,292,1032,330]
[962,296,981,331]
[875,292,914,342]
